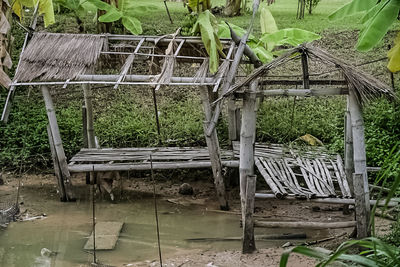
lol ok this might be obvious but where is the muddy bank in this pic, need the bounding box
[0,173,391,266]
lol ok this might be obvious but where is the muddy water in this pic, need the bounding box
[0,186,328,267]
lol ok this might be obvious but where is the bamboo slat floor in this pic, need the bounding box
[68,143,352,199]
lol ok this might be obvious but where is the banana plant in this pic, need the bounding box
[53,0,97,32]
[329,0,400,72]
[12,0,55,27]
[88,0,144,35]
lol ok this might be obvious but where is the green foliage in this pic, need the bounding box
[259,5,278,34]
[12,0,55,27]
[88,0,143,35]
[259,28,320,51]
[186,0,211,12]
[280,142,400,267]
[191,10,224,73]
[180,13,198,36]
[53,0,97,17]
[329,0,400,71]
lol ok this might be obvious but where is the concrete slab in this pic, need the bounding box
[84,221,124,250]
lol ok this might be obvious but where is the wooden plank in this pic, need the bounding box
[259,79,347,86]
[254,220,356,229]
[42,85,75,201]
[84,221,124,250]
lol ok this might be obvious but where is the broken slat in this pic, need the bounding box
[255,157,284,199]
[113,38,144,89]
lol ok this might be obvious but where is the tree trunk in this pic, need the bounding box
[97,0,117,33]
[224,0,241,16]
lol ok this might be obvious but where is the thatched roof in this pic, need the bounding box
[14,33,104,82]
[220,43,395,104]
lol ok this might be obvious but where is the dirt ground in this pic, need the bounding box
[0,172,394,266]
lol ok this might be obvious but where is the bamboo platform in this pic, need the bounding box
[68,147,237,172]
[69,143,352,199]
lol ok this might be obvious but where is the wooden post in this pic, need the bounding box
[42,85,75,201]
[301,52,310,89]
[200,87,229,210]
[344,101,354,195]
[243,174,256,253]
[348,89,370,238]
[82,105,88,148]
[227,97,238,145]
[353,173,369,237]
[83,84,95,149]
[47,125,67,201]
[239,79,258,253]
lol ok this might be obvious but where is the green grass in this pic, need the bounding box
[1,0,398,174]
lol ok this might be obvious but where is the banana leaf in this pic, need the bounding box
[356,0,400,51]
[328,0,377,20]
[192,11,224,73]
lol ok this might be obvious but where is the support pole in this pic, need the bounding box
[239,79,258,253]
[348,89,370,238]
[227,97,238,145]
[200,87,229,210]
[47,125,67,201]
[83,84,95,149]
[344,101,354,195]
[42,85,75,201]
[243,175,256,253]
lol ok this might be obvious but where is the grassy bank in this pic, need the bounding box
[0,0,399,179]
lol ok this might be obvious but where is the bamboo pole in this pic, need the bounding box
[239,79,258,253]
[254,220,356,229]
[68,160,239,172]
[243,175,256,253]
[42,85,75,201]
[200,86,229,210]
[255,193,399,207]
[348,89,370,238]
[344,102,354,195]
[83,84,95,149]
[227,97,238,145]
[47,125,67,201]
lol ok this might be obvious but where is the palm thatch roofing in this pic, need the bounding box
[14,33,105,81]
[220,43,395,104]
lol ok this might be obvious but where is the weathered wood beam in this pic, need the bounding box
[83,84,95,149]
[68,160,239,172]
[301,51,310,89]
[239,79,258,254]
[348,89,370,238]
[243,175,256,253]
[234,87,349,98]
[1,7,39,123]
[344,101,354,195]
[42,85,75,201]
[47,125,67,201]
[254,220,356,229]
[255,193,398,207]
[114,38,144,89]
[200,86,229,210]
[259,79,347,86]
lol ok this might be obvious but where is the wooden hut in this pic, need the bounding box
[1,31,395,254]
